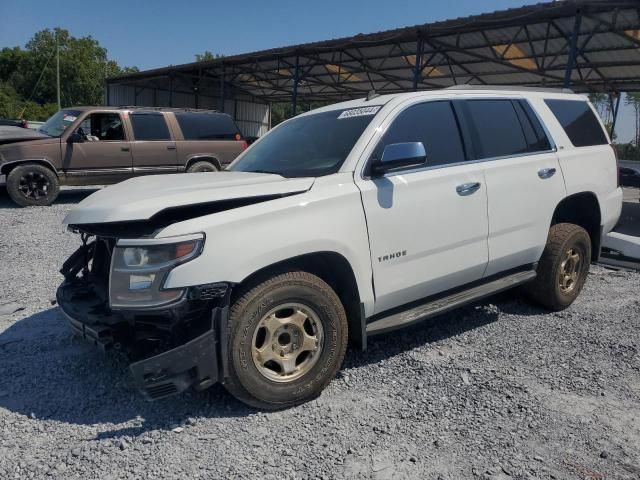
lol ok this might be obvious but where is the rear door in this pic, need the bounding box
[355,100,489,314]
[461,98,566,277]
[173,112,245,169]
[129,111,178,175]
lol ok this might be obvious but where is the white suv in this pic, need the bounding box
[57,86,622,409]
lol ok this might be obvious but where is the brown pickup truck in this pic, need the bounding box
[0,106,248,206]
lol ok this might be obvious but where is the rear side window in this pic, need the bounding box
[465,100,529,159]
[130,113,171,141]
[514,100,552,152]
[175,112,240,140]
[544,99,608,147]
[373,101,466,167]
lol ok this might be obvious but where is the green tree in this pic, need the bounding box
[588,93,612,125]
[625,92,640,146]
[0,28,137,120]
[195,50,224,62]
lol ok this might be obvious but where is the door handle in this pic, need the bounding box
[167,145,176,150]
[121,147,130,152]
[456,182,482,196]
[538,167,556,179]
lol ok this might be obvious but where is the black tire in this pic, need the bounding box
[223,271,348,410]
[6,164,60,207]
[524,223,591,311]
[186,160,219,173]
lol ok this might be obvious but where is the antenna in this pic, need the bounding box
[56,29,61,110]
[366,90,380,101]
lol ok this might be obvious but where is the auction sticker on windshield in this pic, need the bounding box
[338,106,381,119]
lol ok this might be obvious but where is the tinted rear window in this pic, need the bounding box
[175,112,240,140]
[514,100,552,152]
[130,113,171,141]
[544,99,608,147]
[465,100,529,159]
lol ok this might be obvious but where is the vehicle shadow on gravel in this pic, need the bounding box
[0,295,540,437]
[0,187,100,208]
[0,307,255,440]
[345,292,546,369]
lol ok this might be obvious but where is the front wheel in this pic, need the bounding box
[6,164,60,207]
[524,223,591,311]
[224,271,348,409]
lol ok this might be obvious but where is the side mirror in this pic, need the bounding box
[371,142,427,176]
[67,132,84,144]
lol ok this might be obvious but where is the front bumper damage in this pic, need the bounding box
[57,240,231,400]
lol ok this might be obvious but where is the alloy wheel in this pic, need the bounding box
[558,248,581,294]
[18,171,50,201]
[251,302,324,383]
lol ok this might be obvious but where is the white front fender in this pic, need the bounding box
[159,174,376,316]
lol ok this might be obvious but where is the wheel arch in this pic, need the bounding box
[234,251,366,350]
[551,191,602,261]
[185,155,222,171]
[1,159,59,177]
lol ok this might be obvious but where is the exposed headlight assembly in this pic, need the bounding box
[109,233,204,309]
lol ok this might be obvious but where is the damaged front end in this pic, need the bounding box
[56,232,231,400]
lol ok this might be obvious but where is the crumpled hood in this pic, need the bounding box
[64,172,315,225]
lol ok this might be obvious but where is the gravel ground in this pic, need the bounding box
[0,187,639,480]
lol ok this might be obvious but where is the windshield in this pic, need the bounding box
[39,109,81,137]
[229,106,381,177]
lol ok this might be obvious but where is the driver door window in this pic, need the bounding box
[77,113,125,142]
[370,101,467,170]
[63,112,132,182]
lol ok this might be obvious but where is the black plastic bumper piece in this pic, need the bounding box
[57,281,228,401]
[129,327,218,400]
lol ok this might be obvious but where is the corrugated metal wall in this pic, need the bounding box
[106,84,270,137]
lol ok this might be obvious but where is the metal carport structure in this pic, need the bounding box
[106,0,640,135]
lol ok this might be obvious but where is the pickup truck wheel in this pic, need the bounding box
[186,160,219,173]
[224,271,348,410]
[6,164,60,207]
[525,223,591,311]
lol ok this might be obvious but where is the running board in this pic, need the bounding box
[365,270,536,336]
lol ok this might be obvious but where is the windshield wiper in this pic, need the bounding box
[247,169,282,175]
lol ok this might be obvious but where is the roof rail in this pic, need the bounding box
[445,85,575,94]
[114,105,221,113]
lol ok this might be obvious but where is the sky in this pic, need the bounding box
[0,0,634,142]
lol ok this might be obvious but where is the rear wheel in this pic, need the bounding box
[6,164,60,207]
[224,271,348,410]
[186,160,219,173]
[524,223,591,311]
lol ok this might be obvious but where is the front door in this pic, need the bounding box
[355,100,489,314]
[62,111,133,184]
[129,112,178,175]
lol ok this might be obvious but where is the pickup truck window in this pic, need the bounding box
[372,101,466,167]
[544,99,608,147]
[229,108,377,178]
[175,112,240,140]
[130,113,171,141]
[466,99,529,159]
